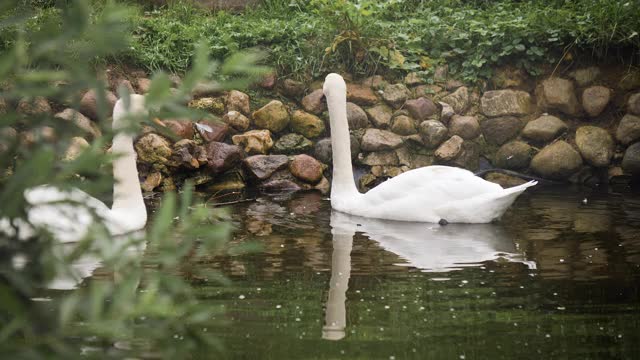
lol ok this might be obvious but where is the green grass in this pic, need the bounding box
[3,0,639,82]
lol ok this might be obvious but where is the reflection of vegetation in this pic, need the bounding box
[7,0,636,81]
[0,0,266,357]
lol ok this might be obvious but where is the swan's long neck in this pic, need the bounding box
[110,98,145,216]
[327,88,359,198]
[111,131,144,211]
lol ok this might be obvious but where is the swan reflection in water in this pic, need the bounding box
[322,210,536,340]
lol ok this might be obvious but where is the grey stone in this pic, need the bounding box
[522,115,568,143]
[381,83,411,108]
[582,86,611,117]
[55,108,101,140]
[346,102,370,129]
[419,120,448,149]
[222,110,250,132]
[480,116,523,145]
[439,102,455,124]
[494,141,533,170]
[365,104,393,129]
[627,93,640,115]
[616,114,640,145]
[480,90,531,117]
[575,126,614,167]
[536,77,581,116]
[361,150,399,166]
[530,141,583,180]
[622,142,640,176]
[273,133,313,154]
[281,78,305,98]
[441,86,469,114]
[569,67,601,87]
[243,155,289,180]
[361,128,404,151]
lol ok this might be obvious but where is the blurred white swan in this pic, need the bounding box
[2,94,148,289]
[323,73,536,223]
[1,94,148,242]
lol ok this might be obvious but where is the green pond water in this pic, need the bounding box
[67,187,640,358]
[189,186,640,359]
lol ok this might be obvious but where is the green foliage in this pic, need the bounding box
[0,0,267,357]
[119,0,639,82]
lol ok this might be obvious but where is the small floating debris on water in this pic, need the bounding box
[582,198,588,204]
[276,304,282,309]
[238,295,245,300]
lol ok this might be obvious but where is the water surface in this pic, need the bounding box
[188,187,640,359]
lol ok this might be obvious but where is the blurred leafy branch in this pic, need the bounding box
[0,0,267,357]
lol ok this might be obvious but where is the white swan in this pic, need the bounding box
[323,73,536,223]
[1,94,148,243]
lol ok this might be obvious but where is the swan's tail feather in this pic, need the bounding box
[435,180,536,223]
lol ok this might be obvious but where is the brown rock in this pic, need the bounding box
[491,66,528,89]
[17,97,52,116]
[301,89,326,115]
[404,72,424,86]
[135,133,173,167]
[362,75,386,89]
[347,83,378,106]
[63,137,90,162]
[260,179,301,193]
[404,97,437,121]
[290,110,326,138]
[203,142,243,174]
[252,100,290,133]
[232,129,273,155]
[435,135,464,161]
[141,172,163,192]
[581,86,611,117]
[196,120,228,142]
[170,139,207,169]
[222,111,250,132]
[136,78,152,94]
[622,142,640,175]
[226,90,250,115]
[80,89,118,119]
[390,115,417,135]
[289,154,323,184]
[449,115,480,140]
[161,119,194,140]
[569,67,600,87]
[189,97,225,115]
[116,79,135,94]
[260,73,276,89]
[485,172,527,187]
[281,79,305,98]
[55,108,101,140]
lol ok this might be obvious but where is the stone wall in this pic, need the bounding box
[6,64,640,195]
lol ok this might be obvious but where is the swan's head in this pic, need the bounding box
[323,73,346,100]
[112,94,147,130]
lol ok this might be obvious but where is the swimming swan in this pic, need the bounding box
[323,73,536,223]
[1,94,148,242]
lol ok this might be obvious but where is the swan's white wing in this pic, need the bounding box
[357,166,505,222]
[7,185,112,243]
